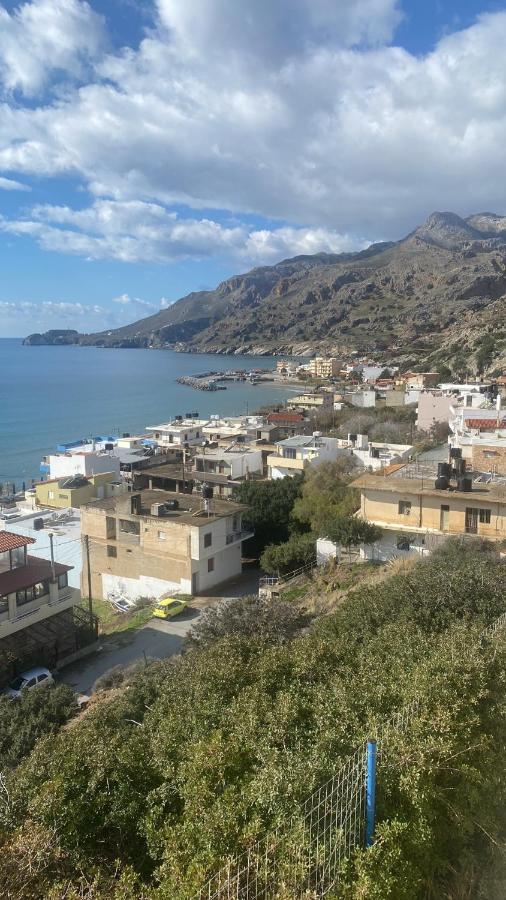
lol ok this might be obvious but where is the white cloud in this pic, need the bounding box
[0,175,30,191]
[112,292,156,310]
[0,2,506,249]
[0,199,363,264]
[0,0,105,96]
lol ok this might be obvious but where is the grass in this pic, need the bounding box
[83,598,154,639]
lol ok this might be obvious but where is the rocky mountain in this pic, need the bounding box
[24,212,506,373]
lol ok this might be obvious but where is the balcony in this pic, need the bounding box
[226,528,254,545]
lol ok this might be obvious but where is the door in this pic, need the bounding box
[465,508,478,534]
[192,572,198,595]
[440,505,450,532]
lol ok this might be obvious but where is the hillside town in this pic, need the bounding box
[0,354,505,695]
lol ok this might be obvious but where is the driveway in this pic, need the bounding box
[61,606,202,695]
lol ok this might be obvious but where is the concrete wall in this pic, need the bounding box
[471,444,506,475]
[417,392,452,432]
[49,453,120,479]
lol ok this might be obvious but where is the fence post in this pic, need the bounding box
[365,739,377,848]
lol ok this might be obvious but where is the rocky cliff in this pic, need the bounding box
[25,213,506,372]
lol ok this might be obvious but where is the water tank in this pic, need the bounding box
[437,462,452,478]
[458,476,473,492]
[105,443,114,451]
[122,433,130,438]
[450,447,462,460]
[175,415,183,422]
[312,431,322,438]
[33,517,44,530]
[435,476,449,490]
[348,433,357,443]
[454,458,466,475]
[202,484,214,500]
[165,499,180,510]
[371,447,380,459]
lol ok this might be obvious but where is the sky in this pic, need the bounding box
[1,0,506,336]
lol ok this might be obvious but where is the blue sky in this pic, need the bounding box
[1,0,506,336]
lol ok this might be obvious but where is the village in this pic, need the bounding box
[0,354,505,694]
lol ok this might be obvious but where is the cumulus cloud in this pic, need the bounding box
[112,293,156,310]
[0,0,105,96]
[0,2,506,250]
[0,175,30,191]
[0,199,362,264]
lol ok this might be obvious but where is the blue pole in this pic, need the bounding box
[365,739,377,848]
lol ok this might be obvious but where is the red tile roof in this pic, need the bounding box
[0,532,35,554]
[0,555,72,594]
[466,418,506,430]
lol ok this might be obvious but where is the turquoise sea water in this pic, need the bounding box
[0,339,293,485]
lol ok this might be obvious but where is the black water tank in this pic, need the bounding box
[435,476,449,490]
[33,517,44,530]
[105,442,114,451]
[165,499,179,510]
[371,447,380,459]
[458,476,473,492]
[450,447,462,459]
[438,462,452,478]
[349,433,357,442]
[454,458,466,475]
[202,484,214,500]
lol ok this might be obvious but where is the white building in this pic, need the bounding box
[48,450,121,480]
[336,434,413,470]
[267,434,342,479]
[194,444,263,479]
[146,418,208,447]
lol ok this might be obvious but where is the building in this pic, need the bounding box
[416,391,454,432]
[47,449,121,481]
[146,418,207,447]
[307,357,341,380]
[0,531,95,685]
[287,392,333,412]
[80,490,253,602]
[343,435,413,470]
[351,468,506,561]
[35,472,125,509]
[402,372,440,390]
[344,389,377,408]
[267,434,342,479]
[193,445,263,480]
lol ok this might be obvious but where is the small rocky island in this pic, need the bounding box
[23,329,81,346]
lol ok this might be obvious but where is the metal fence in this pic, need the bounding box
[192,612,506,900]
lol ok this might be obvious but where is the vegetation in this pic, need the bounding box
[325,516,382,559]
[184,595,307,652]
[233,475,303,555]
[260,531,316,575]
[0,683,77,770]
[0,546,504,898]
[89,597,153,638]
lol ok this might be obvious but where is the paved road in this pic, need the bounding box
[60,607,202,695]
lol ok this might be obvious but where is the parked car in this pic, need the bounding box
[2,666,54,699]
[152,597,188,620]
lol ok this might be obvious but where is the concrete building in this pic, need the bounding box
[0,531,95,685]
[193,444,263,480]
[36,472,125,510]
[344,389,377,408]
[81,490,253,602]
[307,357,341,380]
[402,372,440,390]
[343,435,413,470]
[267,434,342,479]
[416,391,454,432]
[351,469,506,561]
[146,418,207,447]
[48,449,121,481]
[287,392,333,412]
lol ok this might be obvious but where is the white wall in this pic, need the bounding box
[316,538,339,565]
[101,572,191,604]
[49,452,120,479]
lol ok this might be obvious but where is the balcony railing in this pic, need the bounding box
[226,528,254,545]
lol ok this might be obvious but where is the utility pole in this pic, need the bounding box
[85,534,93,620]
[49,532,56,583]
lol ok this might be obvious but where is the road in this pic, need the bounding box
[60,607,202,695]
[60,570,261,695]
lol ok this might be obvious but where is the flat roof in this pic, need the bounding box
[0,555,72,594]
[85,489,247,525]
[351,472,506,503]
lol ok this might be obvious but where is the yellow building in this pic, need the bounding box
[36,472,123,509]
[351,471,506,560]
[307,357,341,379]
[287,392,333,410]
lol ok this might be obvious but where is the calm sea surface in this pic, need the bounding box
[0,339,294,485]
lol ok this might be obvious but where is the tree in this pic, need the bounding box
[291,460,358,533]
[260,532,316,575]
[378,368,392,379]
[185,595,307,652]
[233,475,304,555]
[326,516,382,559]
[0,683,77,770]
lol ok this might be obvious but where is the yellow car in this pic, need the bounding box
[152,597,188,620]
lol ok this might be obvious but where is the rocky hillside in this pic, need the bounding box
[24,212,506,373]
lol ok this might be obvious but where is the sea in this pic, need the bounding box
[0,339,296,486]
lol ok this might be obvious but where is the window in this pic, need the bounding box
[106,516,116,539]
[207,557,215,573]
[0,596,8,614]
[16,587,34,606]
[204,532,212,548]
[37,673,48,683]
[479,508,491,524]
[483,450,498,459]
[398,501,411,515]
[34,581,49,599]
[158,531,166,541]
[440,504,450,532]
[26,678,36,688]
[107,545,117,558]
[48,491,55,500]
[283,448,297,459]
[59,493,67,500]
[57,573,68,590]
[119,519,140,535]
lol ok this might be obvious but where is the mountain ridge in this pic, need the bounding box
[24,212,506,372]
